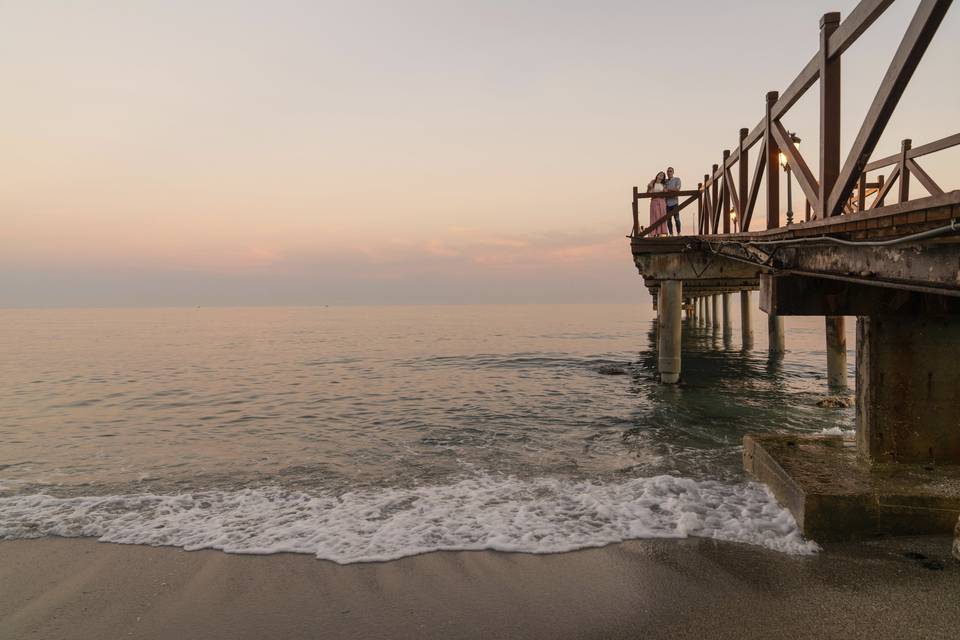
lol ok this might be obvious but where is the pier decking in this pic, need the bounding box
[627,0,960,540]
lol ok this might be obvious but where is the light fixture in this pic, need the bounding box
[783,132,802,226]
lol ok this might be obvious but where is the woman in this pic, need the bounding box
[647,171,668,236]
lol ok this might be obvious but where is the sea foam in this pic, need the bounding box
[0,475,819,562]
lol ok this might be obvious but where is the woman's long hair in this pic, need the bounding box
[647,171,667,191]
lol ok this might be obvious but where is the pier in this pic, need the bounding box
[628,0,960,540]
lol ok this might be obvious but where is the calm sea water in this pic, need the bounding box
[0,304,852,561]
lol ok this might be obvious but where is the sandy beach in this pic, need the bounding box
[1,536,957,640]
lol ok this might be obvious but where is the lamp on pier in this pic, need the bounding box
[778,132,801,225]
[729,209,737,233]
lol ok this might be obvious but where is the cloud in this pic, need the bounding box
[1,224,639,307]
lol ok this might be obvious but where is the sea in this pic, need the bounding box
[0,304,854,562]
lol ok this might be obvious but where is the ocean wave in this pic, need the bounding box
[0,475,819,563]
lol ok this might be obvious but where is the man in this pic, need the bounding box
[664,167,681,235]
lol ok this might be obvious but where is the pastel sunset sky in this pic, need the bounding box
[2,0,958,306]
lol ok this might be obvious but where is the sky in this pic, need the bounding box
[2,0,958,307]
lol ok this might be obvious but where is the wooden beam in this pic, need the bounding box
[863,131,960,172]
[820,12,842,217]
[828,0,897,58]
[677,193,699,212]
[635,190,700,199]
[765,91,780,229]
[870,166,899,209]
[711,163,720,233]
[827,0,952,217]
[632,186,639,236]
[696,183,704,234]
[701,174,710,234]
[743,139,766,232]
[908,131,960,158]
[713,175,724,233]
[722,150,731,233]
[736,0,897,161]
[906,158,943,195]
[772,121,820,213]
[738,128,749,223]
[898,138,912,202]
[723,163,741,223]
[857,173,867,212]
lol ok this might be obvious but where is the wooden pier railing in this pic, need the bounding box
[630,0,956,239]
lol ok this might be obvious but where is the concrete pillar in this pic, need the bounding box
[657,281,683,384]
[825,315,847,391]
[768,314,785,353]
[722,293,732,336]
[954,517,960,562]
[711,295,719,329]
[740,291,754,348]
[704,296,712,327]
[856,316,960,464]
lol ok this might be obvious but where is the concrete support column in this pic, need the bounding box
[722,294,732,336]
[657,281,683,384]
[768,314,785,353]
[856,316,960,464]
[704,296,712,327]
[825,315,847,391]
[740,291,754,348]
[711,295,720,329]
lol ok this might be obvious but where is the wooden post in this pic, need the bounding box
[711,164,719,233]
[632,186,639,236]
[722,150,731,234]
[875,173,887,208]
[805,199,811,220]
[738,128,749,229]
[819,12,842,218]
[702,173,710,234]
[825,0,951,217]
[857,172,867,212]
[899,138,912,202]
[696,182,703,234]
[765,91,780,229]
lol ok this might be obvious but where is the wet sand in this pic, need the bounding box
[1,536,957,640]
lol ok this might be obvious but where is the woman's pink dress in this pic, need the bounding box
[648,186,668,236]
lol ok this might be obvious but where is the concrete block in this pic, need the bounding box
[743,433,960,541]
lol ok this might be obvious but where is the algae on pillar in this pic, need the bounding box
[825,316,847,390]
[856,316,960,464]
[657,281,683,384]
[740,291,754,348]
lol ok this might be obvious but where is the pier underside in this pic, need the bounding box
[631,192,960,540]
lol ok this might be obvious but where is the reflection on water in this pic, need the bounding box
[0,304,854,498]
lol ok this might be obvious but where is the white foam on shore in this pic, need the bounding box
[0,475,819,562]
[818,427,855,436]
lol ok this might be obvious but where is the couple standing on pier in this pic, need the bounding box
[647,166,681,236]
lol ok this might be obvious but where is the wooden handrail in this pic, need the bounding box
[631,0,955,236]
[863,132,960,172]
[634,190,700,199]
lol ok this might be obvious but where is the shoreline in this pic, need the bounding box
[2,536,957,640]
